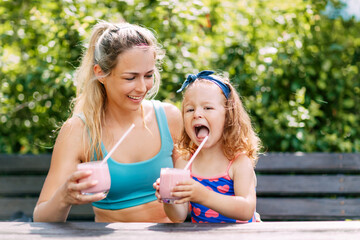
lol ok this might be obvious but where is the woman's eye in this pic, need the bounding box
[145,74,154,79]
[125,76,135,80]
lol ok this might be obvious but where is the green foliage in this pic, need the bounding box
[1,0,359,153]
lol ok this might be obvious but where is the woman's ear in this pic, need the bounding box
[94,64,105,84]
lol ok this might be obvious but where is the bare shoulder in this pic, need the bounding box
[230,154,255,177]
[53,115,87,163]
[161,102,182,123]
[56,116,85,141]
[230,153,257,191]
[160,101,183,140]
[143,100,182,124]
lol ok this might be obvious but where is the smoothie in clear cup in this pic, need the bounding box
[159,168,190,204]
[77,161,111,195]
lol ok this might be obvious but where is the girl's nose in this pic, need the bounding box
[193,108,203,119]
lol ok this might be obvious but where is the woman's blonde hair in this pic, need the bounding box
[176,74,262,167]
[72,20,164,161]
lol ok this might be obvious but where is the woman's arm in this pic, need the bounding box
[173,155,257,221]
[33,117,106,222]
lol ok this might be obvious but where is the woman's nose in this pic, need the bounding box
[135,77,147,92]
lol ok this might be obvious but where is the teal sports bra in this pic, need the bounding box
[91,100,174,210]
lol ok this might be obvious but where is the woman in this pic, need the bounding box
[33,20,182,222]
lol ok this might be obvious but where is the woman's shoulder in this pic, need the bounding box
[151,100,183,142]
[161,102,181,118]
[143,100,180,120]
[62,115,86,130]
[52,115,88,163]
[56,115,87,142]
[149,100,182,128]
[162,101,182,133]
[147,100,180,115]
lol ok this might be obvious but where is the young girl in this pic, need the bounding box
[33,21,182,222]
[154,70,261,223]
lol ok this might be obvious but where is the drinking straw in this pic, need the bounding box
[101,123,135,164]
[184,135,209,170]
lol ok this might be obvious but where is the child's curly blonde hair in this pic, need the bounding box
[176,73,262,167]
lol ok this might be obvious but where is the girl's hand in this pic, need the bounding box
[153,178,163,203]
[62,170,106,206]
[171,179,209,204]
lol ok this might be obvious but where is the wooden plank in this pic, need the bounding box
[256,175,360,196]
[0,198,94,221]
[257,198,360,221]
[0,154,51,174]
[0,176,45,196]
[256,153,360,173]
[0,221,360,240]
[2,153,360,222]
[69,204,95,221]
[0,198,38,220]
[3,153,360,173]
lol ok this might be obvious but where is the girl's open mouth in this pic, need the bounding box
[195,125,209,138]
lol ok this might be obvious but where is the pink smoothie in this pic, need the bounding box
[159,168,190,204]
[77,162,111,195]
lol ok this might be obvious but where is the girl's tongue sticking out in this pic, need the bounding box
[196,126,209,138]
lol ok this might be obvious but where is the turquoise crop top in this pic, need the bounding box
[92,100,174,210]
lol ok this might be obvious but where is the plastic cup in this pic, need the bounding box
[77,162,111,195]
[159,168,190,204]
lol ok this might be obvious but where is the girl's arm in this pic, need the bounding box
[153,102,188,222]
[153,155,190,223]
[173,154,257,221]
[153,178,189,223]
[33,117,106,222]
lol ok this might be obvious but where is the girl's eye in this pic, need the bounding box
[186,108,194,112]
[204,107,213,110]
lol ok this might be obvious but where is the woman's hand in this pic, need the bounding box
[62,170,107,206]
[153,178,163,203]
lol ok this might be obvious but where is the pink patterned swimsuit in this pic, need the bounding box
[190,160,257,223]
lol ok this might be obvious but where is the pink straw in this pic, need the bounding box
[101,123,135,164]
[184,135,209,170]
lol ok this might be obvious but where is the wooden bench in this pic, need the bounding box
[1,153,360,221]
[255,152,360,221]
[0,154,94,221]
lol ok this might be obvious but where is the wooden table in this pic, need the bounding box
[0,221,359,240]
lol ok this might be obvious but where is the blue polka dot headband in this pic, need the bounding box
[176,70,231,99]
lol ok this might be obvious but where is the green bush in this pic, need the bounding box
[1,0,359,153]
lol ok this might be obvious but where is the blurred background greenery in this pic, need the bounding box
[0,0,359,154]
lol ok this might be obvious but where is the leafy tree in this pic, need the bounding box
[1,0,359,153]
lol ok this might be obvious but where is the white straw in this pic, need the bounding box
[184,135,209,170]
[101,123,135,164]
